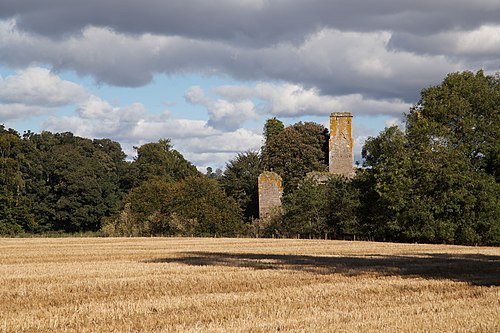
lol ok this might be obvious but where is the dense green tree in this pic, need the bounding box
[359,71,500,245]
[359,126,412,241]
[407,70,499,181]
[105,176,244,237]
[282,177,329,238]
[110,179,182,236]
[405,71,499,244]
[261,117,284,169]
[48,144,104,231]
[282,175,360,239]
[130,139,199,186]
[92,138,131,192]
[263,117,285,143]
[18,131,128,233]
[51,135,124,231]
[18,131,57,232]
[261,121,329,192]
[177,176,244,236]
[221,151,262,221]
[324,176,360,238]
[0,126,36,233]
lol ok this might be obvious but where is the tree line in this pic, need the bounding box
[1,71,498,245]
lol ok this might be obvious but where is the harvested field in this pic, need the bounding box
[0,237,499,332]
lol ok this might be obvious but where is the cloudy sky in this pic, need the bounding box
[1,1,499,170]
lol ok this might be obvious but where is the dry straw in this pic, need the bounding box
[1,237,499,332]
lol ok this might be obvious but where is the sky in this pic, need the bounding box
[1,1,499,170]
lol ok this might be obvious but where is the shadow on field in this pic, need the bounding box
[145,252,500,286]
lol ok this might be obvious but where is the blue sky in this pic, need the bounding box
[1,1,499,170]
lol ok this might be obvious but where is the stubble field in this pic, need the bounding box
[0,237,499,332]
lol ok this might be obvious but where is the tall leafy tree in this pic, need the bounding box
[261,121,329,192]
[20,131,58,231]
[359,71,500,245]
[177,176,244,236]
[221,151,262,221]
[261,117,285,169]
[282,175,360,239]
[130,139,199,186]
[20,131,129,233]
[108,176,244,237]
[359,126,415,241]
[405,70,499,244]
[324,176,360,238]
[407,70,499,180]
[0,126,36,233]
[282,177,329,238]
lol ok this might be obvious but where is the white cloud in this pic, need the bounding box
[46,98,148,140]
[178,128,263,169]
[53,95,148,139]
[0,103,53,120]
[207,99,257,131]
[0,67,88,106]
[214,82,412,117]
[0,67,89,121]
[185,86,258,131]
[43,116,95,138]
[179,128,262,154]
[0,67,259,168]
[131,118,215,141]
[455,25,500,56]
[384,117,404,128]
[44,93,262,167]
[77,95,114,119]
[184,86,211,105]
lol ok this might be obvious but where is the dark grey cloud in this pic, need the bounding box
[0,1,498,105]
[1,0,499,46]
[389,27,500,61]
[0,24,464,101]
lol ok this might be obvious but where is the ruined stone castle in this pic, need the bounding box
[258,112,353,219]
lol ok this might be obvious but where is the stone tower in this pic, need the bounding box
[329,112,354,178]
[258,171,283,220]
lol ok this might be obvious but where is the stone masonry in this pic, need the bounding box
[329,112,354,178]
[258,171,283,220]
[258,113,354,219]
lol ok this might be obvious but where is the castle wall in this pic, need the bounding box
[329,112,354,178]
[258,171,283,220]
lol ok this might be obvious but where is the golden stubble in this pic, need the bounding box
[1,238,499,332]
